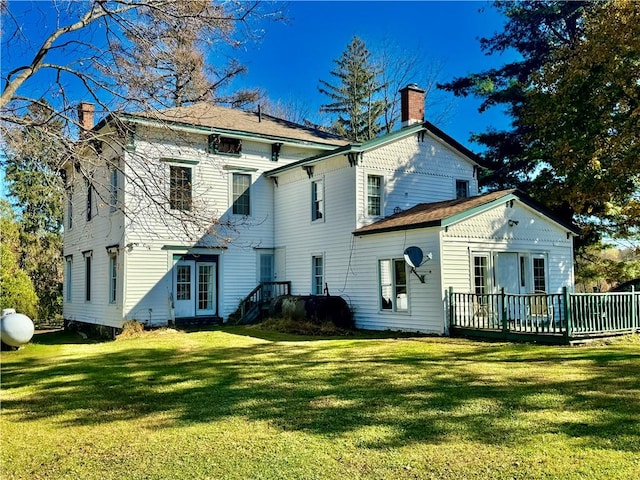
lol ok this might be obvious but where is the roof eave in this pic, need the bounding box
[353,220,442,237]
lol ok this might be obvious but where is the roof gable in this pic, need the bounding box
[266,120,488,177]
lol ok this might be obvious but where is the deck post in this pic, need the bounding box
[500,288,508,334]
[448,287,455,329]
[563,287,572,340]
[632,286,638,332]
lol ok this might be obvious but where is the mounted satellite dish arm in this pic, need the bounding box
[403,247,433,284]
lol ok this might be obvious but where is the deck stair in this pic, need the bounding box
[232,281,291,324]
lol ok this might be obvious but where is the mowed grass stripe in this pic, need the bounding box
[1,328,639,479]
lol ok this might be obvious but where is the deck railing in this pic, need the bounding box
[449,287,639,341]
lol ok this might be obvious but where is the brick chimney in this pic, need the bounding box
[399,84,425,127]
[77,102,95,131]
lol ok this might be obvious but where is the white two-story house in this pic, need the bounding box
[63,85,576,333]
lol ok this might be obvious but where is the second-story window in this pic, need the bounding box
[311,179,324,221]
[456,179,469,199]
[367,175,382,216]
[170,165,192,211]
[232,173,251,215]
[67,187,73,230]
[86,181,94,221]
[208,134,242,155]
[109,167,118,213]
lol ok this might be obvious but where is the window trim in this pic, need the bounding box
[311,178,324,222]
[367,174,383,217]
[208,134,242,156]
[231,172,252,216]
[312,255,324,295]
[83,251,93,302]
[108,252,117,304]
[456,179,469,199]
[472,253,490,296]
[532,254,548,293]
[378,258,409,312]
[86,181,94,222]
[109,167,119,214]
[65,255,73,302]
[67,187,73,230]
[169,164,193,211]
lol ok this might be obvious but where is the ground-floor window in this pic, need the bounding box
[312,255,324,294]
[533,256,547,292]
[379,259,408,311]
[65,255,73,302]
[83,251,92,302]
[473,255,489,296]
[108,253,117,304]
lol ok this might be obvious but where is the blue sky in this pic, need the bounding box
[2,1,514,190]
[229,1,516,148]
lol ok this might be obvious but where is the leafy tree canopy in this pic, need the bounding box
[0,200,39,319]
[440,0,639,246]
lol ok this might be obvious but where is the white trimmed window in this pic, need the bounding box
[109,167,119,213]
[312,255,324,295]
[84,251,93,302]
[65,255,73,302]
[170,165,192,211]
[86,181,94,221]
[456,179,469,199]
[379,259,408,311]
[67,188,73,230]
[232,173,251,215]
[367,175,382,216]
[108,252,117,304]
[532,255,547,293]
[473,254,489,296]
[311,179,324,221]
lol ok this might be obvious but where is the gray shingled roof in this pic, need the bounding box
[128,103,348,147]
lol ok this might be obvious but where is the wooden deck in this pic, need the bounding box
[449,288,639,344]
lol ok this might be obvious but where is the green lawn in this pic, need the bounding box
[1,328,639,479]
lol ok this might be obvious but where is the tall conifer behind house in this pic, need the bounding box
[319,37,386,142]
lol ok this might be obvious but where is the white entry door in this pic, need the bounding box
[495,253,520,294]
[173,259,217,317]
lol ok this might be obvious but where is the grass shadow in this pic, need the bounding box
[2,331,639,453]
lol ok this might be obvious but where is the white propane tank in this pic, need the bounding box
[0,310,35,347]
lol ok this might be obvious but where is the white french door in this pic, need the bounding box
[196,262,217,316]
[173,259,217,317]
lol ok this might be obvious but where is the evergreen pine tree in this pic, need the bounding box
[319,37,387,142]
